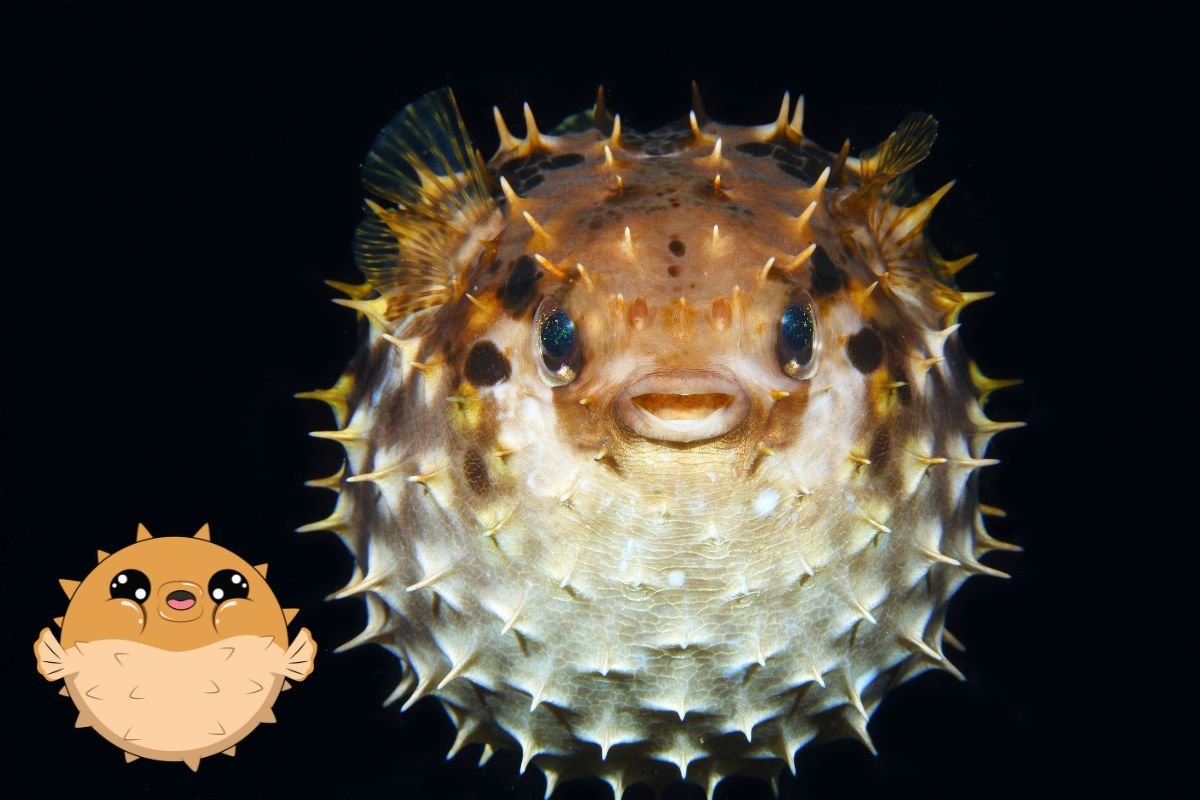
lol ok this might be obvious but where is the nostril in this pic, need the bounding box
[631,393,734,421]
[166,590,197,611]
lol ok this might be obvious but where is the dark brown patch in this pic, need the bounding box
[464,449,492,495]
[517,173,544,192]
[667,264,681,277]
[669,239,686,256]
[464,340,511,386]
[808,247,848,296]
[776,162,813,182]
[847,328,885,373]
[545,153,586,169]
[497,255,542,316]
[736,142,773,157]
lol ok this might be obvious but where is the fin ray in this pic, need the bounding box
[857,112,938,184]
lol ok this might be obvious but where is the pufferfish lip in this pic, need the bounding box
[615,371,750,443]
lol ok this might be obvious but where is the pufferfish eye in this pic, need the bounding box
[777,293,822,380]
[208,569,250,602]
[110,569,151,603]
[532,297,583,386]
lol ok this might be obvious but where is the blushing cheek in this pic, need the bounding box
[93,598,147,639]
[212,599,279,639]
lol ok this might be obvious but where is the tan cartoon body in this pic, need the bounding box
[35,524,315,770]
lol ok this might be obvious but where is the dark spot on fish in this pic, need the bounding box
[773,148,806,167]
[497,255,542,315]
[808,248,848,296]
[774,151,827,184]
[464,340,510,386]
[545,153,585,169]
[669,197,681,207]
[518,173,545,192]
[847,328,885,373]
[736,142,774,157]
[464,449,491,495]
[669,239,686,256]
[667,264,681,277]
[777,162,813,182]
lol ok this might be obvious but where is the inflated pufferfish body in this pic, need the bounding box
[35,524,316,770]
[302,87,1020,797]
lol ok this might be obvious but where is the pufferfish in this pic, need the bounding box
[300,86,1020,797]
[34,524,316,770]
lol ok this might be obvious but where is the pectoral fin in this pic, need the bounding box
[34,628,71,681]
[282,627,317,681]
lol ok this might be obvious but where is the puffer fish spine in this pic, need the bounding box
[300,85,1020,798]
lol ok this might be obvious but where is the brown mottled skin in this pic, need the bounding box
[304,89,1019,797]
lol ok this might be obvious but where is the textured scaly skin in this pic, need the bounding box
[301,88,1020,798]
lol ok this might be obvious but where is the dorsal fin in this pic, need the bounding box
[353,89,498,330]
[857,112,938,184]
[840,112,937,211]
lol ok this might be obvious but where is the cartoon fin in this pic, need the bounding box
[354,88,499,329]
[35,627,71,681]
[254,563,269,578]
[184,755,201,771]
[222,746,236,757]
[136,523,153,541]
[124,752,139,763]
[283,607,299,625]
[58,686,69,697]
[53,616,64,627]
[193,523,211,540]
[282,627,317,681]
[58,579,80,598]
[96,550,110,563]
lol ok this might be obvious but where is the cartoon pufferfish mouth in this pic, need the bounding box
[615,371,750,443]
[157,581,205,622]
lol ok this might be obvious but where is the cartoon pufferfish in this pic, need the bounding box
[34,523,316,770]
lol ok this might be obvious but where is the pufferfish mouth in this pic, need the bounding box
[615,371,750,443]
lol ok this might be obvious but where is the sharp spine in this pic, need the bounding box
[522,210,550,239]
[789,94,805,136]
[406,564,454,592]
[498,175,521,203]
[493,106,518,152]
[522,102,542,149]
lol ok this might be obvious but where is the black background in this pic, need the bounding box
[5,2,1184,798]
